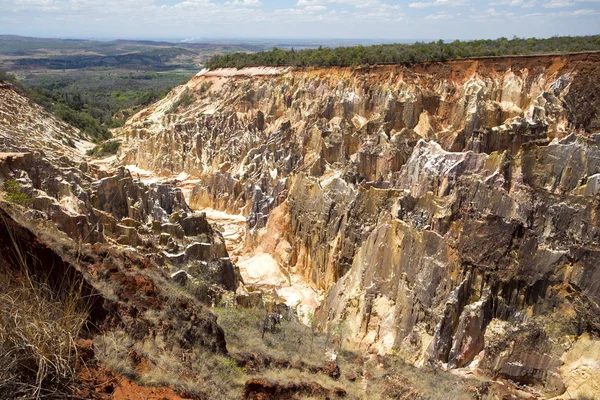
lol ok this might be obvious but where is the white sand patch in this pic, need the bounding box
[276,285,319,309]
[124,164,154,178]
[238,253,289,288]
[175,171,190,181]
[121,165,201,189]
[89,155,117,172]
[202,208,247,223]
[277,285,320,324]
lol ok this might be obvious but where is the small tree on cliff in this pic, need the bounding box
[2,179,32,206]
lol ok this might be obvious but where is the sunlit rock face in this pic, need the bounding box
[0,83,237,296]
[118,54,600,397]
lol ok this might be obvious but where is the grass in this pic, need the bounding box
[213,305,331,367]
[86,140,121,158]
[168,89,195,113]
[213,304,477,400]
[94,330,246,399]
[92,303,332,399]
[0,222,89,399]
[93,331,135,378]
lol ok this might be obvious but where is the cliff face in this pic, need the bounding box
[118,54,600,397]
[0,82,238,297]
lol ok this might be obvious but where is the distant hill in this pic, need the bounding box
[0,35,268,68]
[13,47,198,71]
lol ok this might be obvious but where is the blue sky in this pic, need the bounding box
[0,0,598,41]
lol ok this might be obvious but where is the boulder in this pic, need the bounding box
[171,270,191,286]
[181,213,212,236]
[161,223,185,241]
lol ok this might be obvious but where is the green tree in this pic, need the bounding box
[2,179,32,206]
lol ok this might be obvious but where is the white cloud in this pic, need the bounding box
[542,0,574,7]
[305,5,328,11]
[294,0,404,21]
[468,3,597,22]
[541,0,600,6]
[552,7,599,14]
[488,0,536,7]
[425,12,454,18]
[295,0,401,10]
[1,0,598,40]
[6,0,269,26]
[225,0,262,7]
[296,0,380,6]
[489,0,523,5]
[468,7,517,19]
[409,0,470,8]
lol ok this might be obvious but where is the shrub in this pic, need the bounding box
[86,140,121,157]
[168,89,194,113]
[0,68,9,82]
[2,179,32,206]
[198,81,213,96]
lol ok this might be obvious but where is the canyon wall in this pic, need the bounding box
[0,82,238,296]
[118,54,600,396]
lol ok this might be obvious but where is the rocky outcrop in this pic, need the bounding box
[119,54,599,198]
[0,82,87,158]
[0,82,238,303]
[0,205,230,400]
[113,53,600,396]
[317,135,600,396]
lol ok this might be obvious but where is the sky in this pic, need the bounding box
[0,0,598,41]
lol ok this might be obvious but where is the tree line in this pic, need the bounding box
[205,35,600,69]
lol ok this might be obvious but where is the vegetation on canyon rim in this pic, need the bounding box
[206,35,600,69]
[0,36,268,147]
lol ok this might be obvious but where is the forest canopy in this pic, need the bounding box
[205,35,600,69]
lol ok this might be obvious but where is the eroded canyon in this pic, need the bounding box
[118,53,600,398]
[1,52,599,399]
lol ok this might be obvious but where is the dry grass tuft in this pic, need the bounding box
[0,219,90,400]
[0,269,89,399]
[94,330,246,399]
[93,331,135,378]
[213,305,330,368]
